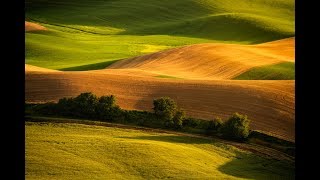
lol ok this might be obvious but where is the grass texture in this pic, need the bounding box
[234,62,294,80]
[26,121,294,179]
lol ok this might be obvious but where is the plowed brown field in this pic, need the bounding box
[107,38,294,80]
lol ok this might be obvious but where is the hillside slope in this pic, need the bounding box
[26,0,294,42]
[26,121,294,179]
[25,0,295,142]
[107,38,294,80]
[25,0,294,70]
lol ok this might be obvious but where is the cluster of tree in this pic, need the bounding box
[153,97,250,140]
[153,97,185,129]
[33,93,123,121]
[28,92,251,141]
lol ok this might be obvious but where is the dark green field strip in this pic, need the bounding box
[234,62,295,80]
[59,60,120,71]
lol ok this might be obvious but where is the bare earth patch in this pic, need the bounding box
[25,21,47,32]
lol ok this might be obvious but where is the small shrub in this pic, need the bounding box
[198,120,211,130]
[182,117,201,128]
[107,106,124,122]
[172,109,186,129]
[57,97,75,116]
[123,110,159,127]
[33,102,58,115]
[207,117,223,134]
[124,110,141,123]
[98,95,116,108]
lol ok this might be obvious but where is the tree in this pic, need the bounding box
[182,117,201,128]
[95,95,123,121]
[153,97,177,121]
[96,95,115,118]
[33,102,58,115]
[98,95,116,108]
[107,105,124,122]
[72,92,99,118]
[173,109,186,129]
[222,113,250,140]
[57,97,75,116]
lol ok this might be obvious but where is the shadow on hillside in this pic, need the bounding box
[26,1,294,43]
[117,135,217,144]
[118,135,294,179]
[59,60,120,71]
[217,152,295,180]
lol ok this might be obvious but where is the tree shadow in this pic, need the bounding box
[217,152,295,180]
[117,135,216,145]
[119,134,294,179]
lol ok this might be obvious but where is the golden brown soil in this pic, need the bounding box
[25,64,59,72]
[25,38,295,142]
[107,38,294,80]
[25,21,47,32]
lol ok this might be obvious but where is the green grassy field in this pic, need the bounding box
[234,62,295,80]
[25,0,294,70]
[26,121,294,179]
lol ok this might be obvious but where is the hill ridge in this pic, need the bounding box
[106,38,294,80]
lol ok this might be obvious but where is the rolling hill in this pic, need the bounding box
[107,37,294,80]
[25,0,295,179]
[25,64,295,142]
[26,121,294,179]
[25,0,295,144]
[25,0,294,70]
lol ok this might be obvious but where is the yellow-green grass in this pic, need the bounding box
[234,62,295,80]
[26,31,212,70]
[25,0,294,70]
[26,121,294,179]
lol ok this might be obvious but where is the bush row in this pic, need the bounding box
[27,92,251,141]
